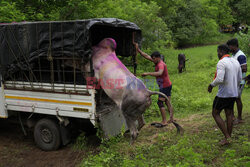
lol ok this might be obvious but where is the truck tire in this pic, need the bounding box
[34,118,61,151]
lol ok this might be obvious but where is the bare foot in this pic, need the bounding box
[161,122,168,126]
[237,118,244,123]
[233,118,244,125]
[219,138,231,146]
[167,119,174,123]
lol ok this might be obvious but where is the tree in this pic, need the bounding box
[0,1,25,22]
[161,0,204,47]
[86,0,173,49]
[234,0,250,24]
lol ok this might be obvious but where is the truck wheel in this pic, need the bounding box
[34,118,61,151]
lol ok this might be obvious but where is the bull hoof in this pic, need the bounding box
[129,132,138,144]
[130,138,135,145]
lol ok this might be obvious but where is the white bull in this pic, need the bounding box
[89,38,182,141]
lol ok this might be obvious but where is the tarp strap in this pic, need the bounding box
[73,22,76,88]
[3,28,30,83]
[36,24,43,83]
[61,22,66,89]
[11,25,38,83]
[47,22,54,89]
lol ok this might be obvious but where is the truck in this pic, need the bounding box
[0,18,141,151]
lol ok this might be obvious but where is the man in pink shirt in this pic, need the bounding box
[135,44,174,126]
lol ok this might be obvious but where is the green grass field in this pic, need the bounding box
[78,44,250,167]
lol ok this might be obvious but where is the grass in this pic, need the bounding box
[76,44,250,167]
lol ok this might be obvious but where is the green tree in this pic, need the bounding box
[0,1,25,22]
[162,0,204,47]
[229,0,250,25]
[86,0,173,49]
[200,0,234,26]
[1,0,239,48]
[216,0,234,26]
[234,0,250,24]
[50,0,95,20]
[235,31,250,57]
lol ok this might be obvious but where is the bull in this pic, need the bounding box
[178,54,188,73]
[89,38,183,141]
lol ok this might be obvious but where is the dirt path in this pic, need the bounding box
[0,120,91,167]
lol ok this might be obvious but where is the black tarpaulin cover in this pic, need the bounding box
[0,18,141,81]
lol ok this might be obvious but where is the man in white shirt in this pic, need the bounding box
[208,44,242,145]
[227,38,247,124]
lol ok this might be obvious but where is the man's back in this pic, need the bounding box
[212,57,242,97]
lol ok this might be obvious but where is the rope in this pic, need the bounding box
[24,24,38,87]
[47,22,54,89]
[8,26,38,83]
[61,22,66,91]
[36,24,42,84]
[3,30,30,83]
[73,22,76,88]
[18,112,27,136]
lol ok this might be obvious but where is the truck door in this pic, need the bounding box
[0,74,7,118]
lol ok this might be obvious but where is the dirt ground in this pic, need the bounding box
[0,119,91,167]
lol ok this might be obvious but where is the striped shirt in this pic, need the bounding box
[232,49,247,85]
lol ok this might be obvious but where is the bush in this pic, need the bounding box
[235,30,250,57]
[0,1,25,22]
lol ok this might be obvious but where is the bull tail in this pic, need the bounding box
[147,90,169,102]
[173,122,184,134]
[147,90,184,135]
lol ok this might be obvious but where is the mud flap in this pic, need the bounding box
[60,125,71,145]
[98,106,128,138]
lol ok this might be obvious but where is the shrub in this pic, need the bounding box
[235,30,250,57]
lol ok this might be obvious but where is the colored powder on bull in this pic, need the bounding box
[94,38,147,90]
[100,53,146,90]
[106,38,117,50]
[110,53,131,74]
